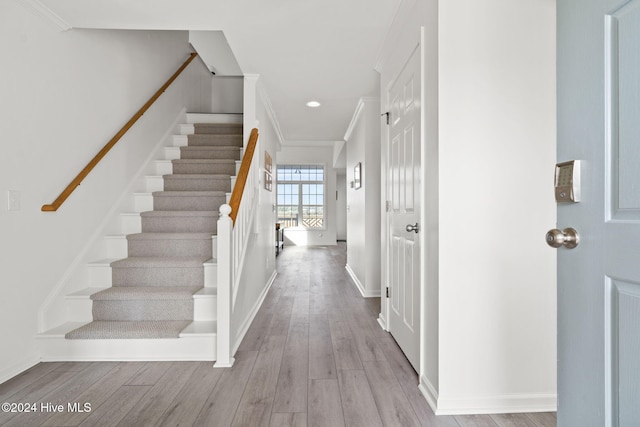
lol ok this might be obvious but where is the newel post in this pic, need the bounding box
[214,204,235,368]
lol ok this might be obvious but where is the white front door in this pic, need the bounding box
[557,0,640,425]
[386,46,421,371]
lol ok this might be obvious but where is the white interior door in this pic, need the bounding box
[557,0,640,425]
[386,46,421,371]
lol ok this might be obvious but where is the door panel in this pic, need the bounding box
[558,0,640,425]
[387,46,421,371]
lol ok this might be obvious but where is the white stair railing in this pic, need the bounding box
[215,128,259,367]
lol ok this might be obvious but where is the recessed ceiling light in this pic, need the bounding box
[306,101,321,108]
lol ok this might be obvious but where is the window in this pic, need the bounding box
[277,165,325,228]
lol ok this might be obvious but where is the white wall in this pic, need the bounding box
[0,0,212,382]
[211,77,243,114]
[345,98,382,297]
[335,173,347,241]
[437,0,557,413]
[378,0,557,415]
[188,31,242,75]
[229,76,279,350]
[277,146,338,247]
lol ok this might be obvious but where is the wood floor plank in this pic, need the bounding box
[491,413,542,427]
[270,412,307,427]
[268,295,294,336]
[379,340,460,427]
[41,362,146,427]
[193,351,259,427]
[124,361,173,386]
[337,369,383,427]
[329,319,363,370]
[156,361,224,427]
[308,379,345,427]
[525,412,557,427]
[0,362,62,402]
[363,360,421,427]
[308,315,337,380]
[273,321,309,413]
[78,385,151,427]
[116,361,198,426]
[0,369,78,426]
[2,362,119,427]
[231,335,287,427]
[455,414,500,427]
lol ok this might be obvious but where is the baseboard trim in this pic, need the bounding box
[0,355,41,385]
[345,264,381,298]
[231,269,278,354]
[377,313,388,331]
[427,387,557,415]
[419,375,440,413]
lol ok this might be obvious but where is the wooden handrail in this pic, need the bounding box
[229,128,259,224]
[42,52,199,212]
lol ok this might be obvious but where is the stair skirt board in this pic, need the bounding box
[39,118,242,359]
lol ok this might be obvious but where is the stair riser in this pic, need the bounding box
[194,297,216,321]
[39,334,216,361]
[179,147,241,160]
[163,178,231,192]
[171,162,237,175]
[187,135,243,147]
[153,194,227,211]
[127,238,212,258]
[141,216,217,234]
[92,300,194,321]
[112,267,204,287]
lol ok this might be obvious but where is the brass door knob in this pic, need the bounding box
[546,228,579,249]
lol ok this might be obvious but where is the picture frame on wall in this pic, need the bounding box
[354,162,362,189]
[264,150,273,191]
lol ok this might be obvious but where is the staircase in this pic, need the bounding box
[38,113,243,361]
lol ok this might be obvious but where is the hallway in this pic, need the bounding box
[0,244,556,426]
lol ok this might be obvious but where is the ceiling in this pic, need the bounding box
[39,0,401,145]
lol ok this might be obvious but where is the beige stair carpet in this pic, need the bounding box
[66,122,242,339]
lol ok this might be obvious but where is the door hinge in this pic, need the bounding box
[386,287,390,298]
[382,112,390,125]
[386,200,391,212]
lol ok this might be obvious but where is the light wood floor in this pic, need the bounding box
[0,244,556,427]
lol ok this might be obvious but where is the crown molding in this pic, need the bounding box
[344,97,379,142]
[19,0,71,31]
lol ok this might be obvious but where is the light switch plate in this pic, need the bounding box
[8,190,21,211]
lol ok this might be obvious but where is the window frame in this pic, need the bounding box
[276,163,327,230]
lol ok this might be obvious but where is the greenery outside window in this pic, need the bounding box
[276,165,325,229]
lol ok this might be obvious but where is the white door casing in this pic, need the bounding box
[557,0,640,425]
[386,46,421,371]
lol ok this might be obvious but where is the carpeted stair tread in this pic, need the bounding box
[163,174,231,180]
[140,211,218,233]
[162,174,231,192]
[194,123,242,135]
[126,232,213,257]
[187,134,243,146]
[91,286,202,301]
[179,146,242,160]
[111,256,210,268]
[65,320,191,339]
[171,159,237,175]
[152,190,227,197]
[127,232,214,241]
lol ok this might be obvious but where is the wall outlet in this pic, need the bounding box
[7,190,20,211]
